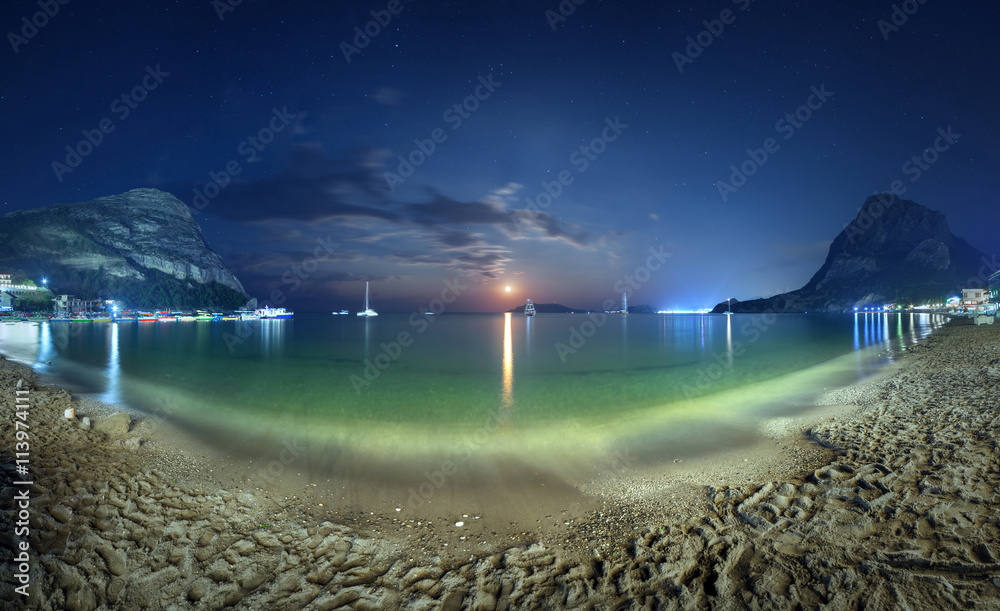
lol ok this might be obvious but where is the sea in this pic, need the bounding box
[0,311,946,469]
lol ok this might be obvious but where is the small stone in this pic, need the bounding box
[80,417,92,430]
[455,521,464,527]
[94,413,131,439]
[188,581,207,601]
[97,544,127,576]
[51,504,73,524]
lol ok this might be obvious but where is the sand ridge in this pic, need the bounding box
[2,318,1000,608]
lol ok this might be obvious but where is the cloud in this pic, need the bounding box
[371,86,404,106]
[199,145,395,224]
[506,209,597,248]
[190,146,605,278]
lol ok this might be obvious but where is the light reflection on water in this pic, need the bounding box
[0,312,949,438]
[501,312,513,420]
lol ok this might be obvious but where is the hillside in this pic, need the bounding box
[714,195,991,313]
[0,189,248,310]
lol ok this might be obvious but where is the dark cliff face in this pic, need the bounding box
[0,188,248,308]
[716,195,993,313]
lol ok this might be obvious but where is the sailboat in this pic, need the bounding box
[356,281,378,317]
[524,299,536,317]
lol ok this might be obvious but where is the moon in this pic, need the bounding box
[505,286,511,293]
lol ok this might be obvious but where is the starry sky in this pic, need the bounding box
[2,0,998,312]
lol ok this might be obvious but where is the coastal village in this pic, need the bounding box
[3,269,999,320]
[0,272,292,321]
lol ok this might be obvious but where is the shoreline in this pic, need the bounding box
[3,318,999,608]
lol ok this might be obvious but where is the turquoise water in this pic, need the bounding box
[1,312,945,453]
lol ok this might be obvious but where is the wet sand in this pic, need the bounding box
[2,317,1000,609]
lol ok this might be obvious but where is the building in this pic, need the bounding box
[961,288,989,312]
[0,272,12,289]
[52,294,103,314]
[0,291,13,312]
[990,269,1000,302]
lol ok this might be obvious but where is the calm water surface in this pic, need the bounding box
[0,312,945,453]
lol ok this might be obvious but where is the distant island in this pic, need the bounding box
[507,303,656,314]
[713,194,993,314]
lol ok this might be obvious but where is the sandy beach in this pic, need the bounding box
[3,317,1000,609]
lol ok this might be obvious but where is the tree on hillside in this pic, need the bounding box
[15,289,54,312]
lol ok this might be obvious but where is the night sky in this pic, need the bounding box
[2,1,998,312]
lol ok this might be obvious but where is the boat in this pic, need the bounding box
[332,309,350,315]
[620,292,628,315]
[356,281,378,317]
[237,310,259,320]
[254,307,293,319]
[524,299,536,317]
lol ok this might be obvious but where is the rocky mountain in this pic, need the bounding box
[0,188,248,309]
[714,194,992,313]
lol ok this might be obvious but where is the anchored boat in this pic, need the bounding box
[357,281,378,317]
[255,307,293,319]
